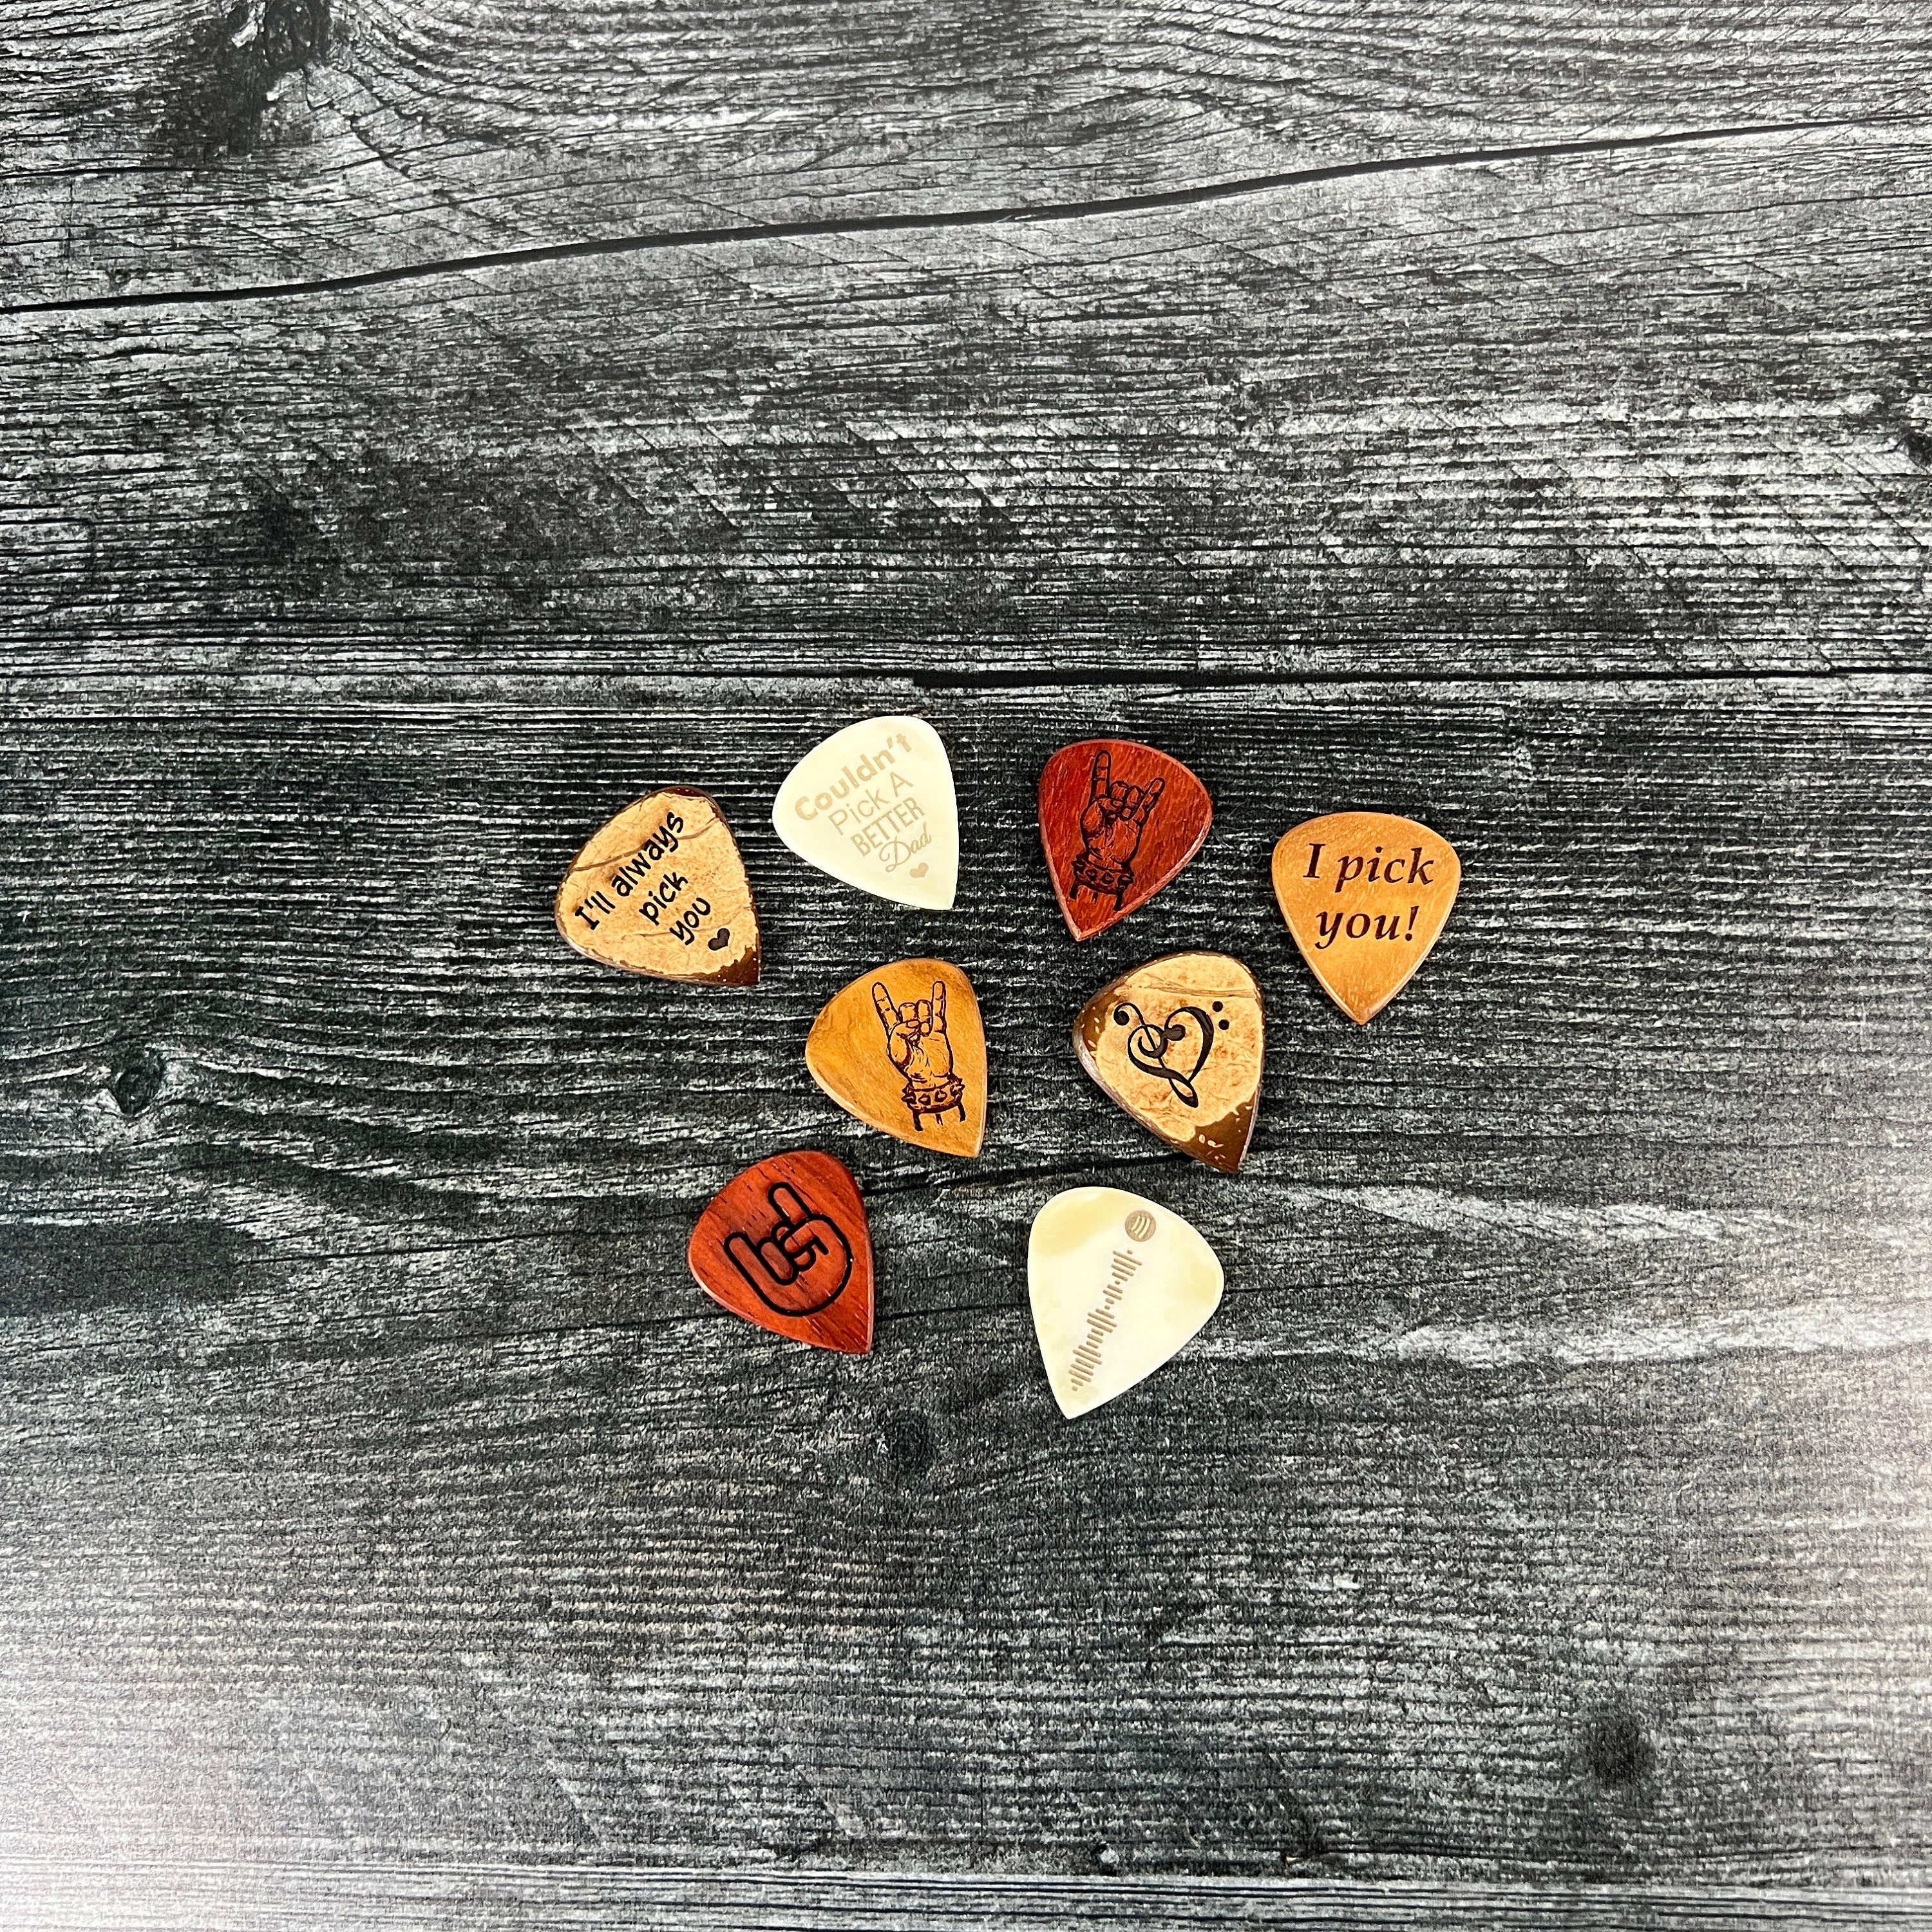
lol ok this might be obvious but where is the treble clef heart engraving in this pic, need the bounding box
[1112,1000,1220,1108]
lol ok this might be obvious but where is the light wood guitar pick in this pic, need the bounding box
[773,715,958,909]
[556,789,759,987]
[1039,739,1213,941]
[1273,812,1461,1023]
[1029,1187,1223,1418]
[1074,952,1262,1174]
[806,958,987,1158]
[687,1151,874,1354]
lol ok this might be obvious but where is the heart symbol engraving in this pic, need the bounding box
[1114,1000,1216,1107]
[1075,954,1262,1173]
[772,715,958,909]
[554,789,760,987]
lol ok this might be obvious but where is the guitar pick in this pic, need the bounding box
[806,958,987,1159]
[1273,811,1461,1023]
[687,1151,874,1354]
[1039,739,1212,942]
[1029,1186,1223,1418]
[556,789,760,987]
[1074,952,1262,1174]
[772,715,958,909]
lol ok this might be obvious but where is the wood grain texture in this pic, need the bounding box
[1,679,1928,1880]
[3,0,1928,305]
[806,960,987,1159]
[8,1863,1932,1932]
[5,127,1932,681]
[1075,954,1262,1172]
[1041,741,1215,943]
[688,1150,875,1355]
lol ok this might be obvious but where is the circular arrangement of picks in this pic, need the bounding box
[554,715,1462,1417]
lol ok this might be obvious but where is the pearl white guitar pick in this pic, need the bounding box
[1029,1187,1224,1419]
[772,716,958,910]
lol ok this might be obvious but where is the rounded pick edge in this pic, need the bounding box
[686,1150,876,1356]
[554,786,763,987]
[804,960,986,1157]
[1069,953,1262,1174]
[1269,816,1461,1025]
[770,715,960,911]
[1037,743,1215,942]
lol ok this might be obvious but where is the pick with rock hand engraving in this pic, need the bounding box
[556,788,760,986]
[1039,740,1212,940]
[1075,952,1262,1173]
[773,715,958,909]
[806,958,987,1158]
[1030,1187,1224,1417]
[1273,811,1461,1022]
[688,1151,875,1354]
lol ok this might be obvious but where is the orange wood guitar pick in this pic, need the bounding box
[1075,952,1262,1173]
[1272,812,1461,1023]
[1039,740,1212,942]
[687,1151,873,1354]
[556,789,760,986]
[806,958,987,1158]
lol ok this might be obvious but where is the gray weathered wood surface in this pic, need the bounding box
[7,1863,1932,1931]
[3,0,1931,1922]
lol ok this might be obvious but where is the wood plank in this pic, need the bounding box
[7,1861,1932,1931]
[4,0,1926,303]
[0,679,1927,1878]
[5,127,1931,681]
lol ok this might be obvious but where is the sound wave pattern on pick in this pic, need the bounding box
[1075,952,1262,1173]
[806,958,987,1158]
[1038,739,1213,941]
[555,788,760,987]
[1272,811,1461,1023]
[773,715,958,909]
[1029,1186,1224,1418]
[687,1151,874,1354]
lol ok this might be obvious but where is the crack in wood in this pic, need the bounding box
[0,116,1891,321]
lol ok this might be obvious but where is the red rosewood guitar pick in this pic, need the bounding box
[1039,741,1213,942]
[687,1151,874,1354]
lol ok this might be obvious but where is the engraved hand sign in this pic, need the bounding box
[723,1181,854,1318]
[871,978,967,1131]
[1074,749,1166,907]
[872,980,955,1084]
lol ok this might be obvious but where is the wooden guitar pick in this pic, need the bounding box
[773,715,958,909]
[1039,739,1213,941]
[1272,812,1461,1023]
[556,789,759,987]
[1075,952,1262,1174]
[806,958,987,1158]
[1030,1187,1223,1418]
[687,1151,874,1354]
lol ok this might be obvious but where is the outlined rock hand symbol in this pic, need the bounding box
[873,978,967,1128]
[724,1182,854,1317]
[1073,748,1164,907]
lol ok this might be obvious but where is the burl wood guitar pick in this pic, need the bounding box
[1030,1187,1224,1418]
[1272,811,1461,1023]
[1039,740,1212,941]
[687,1151,874,1354]
[806,958,987,1158]
[773,715,958,909]
[1075,952,1262,1174]
[556,789,759,987]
